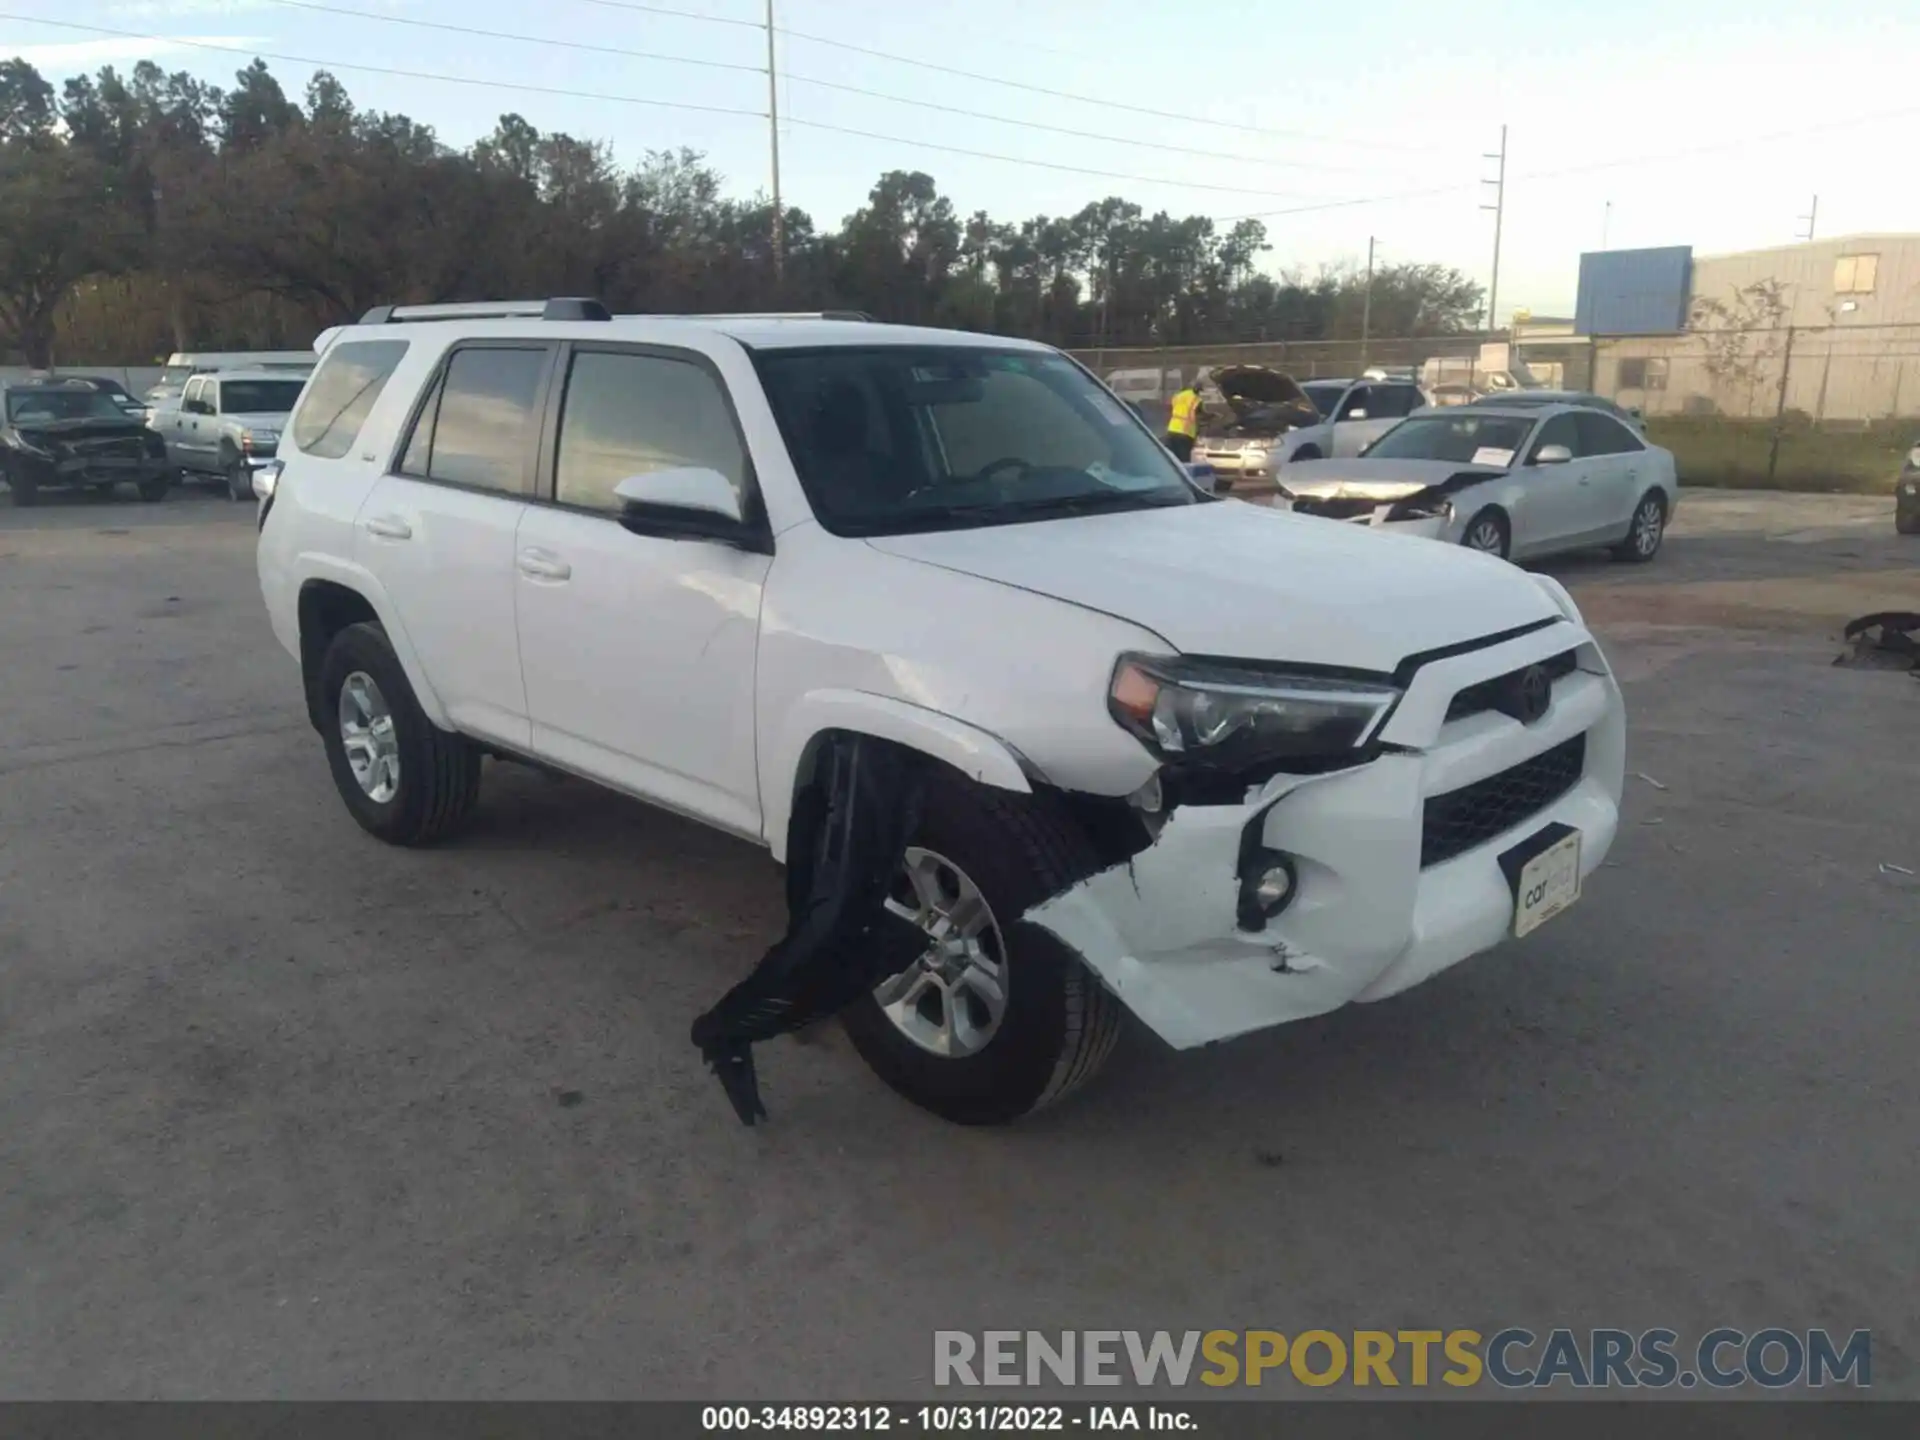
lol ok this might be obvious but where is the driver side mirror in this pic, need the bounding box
[613,466,768,552]
[1533,444,1573,465]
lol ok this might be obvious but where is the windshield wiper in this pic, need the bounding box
[928,490,1190,524]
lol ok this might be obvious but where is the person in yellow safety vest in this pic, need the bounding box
[1164,381,1201,462]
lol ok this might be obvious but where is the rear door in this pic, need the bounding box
[1332,383,1421,456]
[1510,413,1596,557]
[354,341,554,750]
[1573,410,1648,541]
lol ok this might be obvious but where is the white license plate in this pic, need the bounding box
[1513,831,1582,938]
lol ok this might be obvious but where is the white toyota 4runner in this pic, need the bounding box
[256,299,1626,1124]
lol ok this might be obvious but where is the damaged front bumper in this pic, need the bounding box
[1024,622,1626,1050]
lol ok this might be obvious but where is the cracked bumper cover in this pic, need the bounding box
[1022,630,1626,1051]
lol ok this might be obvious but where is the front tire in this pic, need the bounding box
[842,769,1125,1124]
[225,456,251,502]
[136,474,171,503]
[1895,504,1918,536]
[1462,507,1511,558]
[317,621,482,846]
[1612,491,1666,562]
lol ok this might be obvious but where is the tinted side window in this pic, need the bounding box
[1336,387,1368,420]
[292,340,410,459]
[1369,385,1420,419]
[1576,411,1643,455]
[554,350,746,513]
[417,346,549,495]
[1528,414,1584,461]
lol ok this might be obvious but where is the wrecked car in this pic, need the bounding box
[1188,365,1322,491]
[1280,401,1677,564]
[258,301,1627,1126]
[2,376,174,506]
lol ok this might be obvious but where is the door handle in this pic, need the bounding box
[517,548,571,581]
[364,514,412,540]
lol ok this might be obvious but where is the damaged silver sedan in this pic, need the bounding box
[1280,402,1678,564]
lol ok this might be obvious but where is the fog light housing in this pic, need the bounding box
[1237,849,1299,931]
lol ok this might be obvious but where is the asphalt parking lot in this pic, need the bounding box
[2,484,1916,1399]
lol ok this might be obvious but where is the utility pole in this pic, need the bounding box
[1795,194,1817,244]
[1359,235,1376,365]
[765,0,784,285]
[1601,200,1611,251]
[1481,125,1507,335]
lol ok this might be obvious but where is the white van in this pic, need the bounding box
[144,351,316,411]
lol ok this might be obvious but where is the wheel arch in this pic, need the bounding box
[766,692,1034,864]
[295,572,451,732]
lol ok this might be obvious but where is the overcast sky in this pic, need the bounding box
[8,0,1920,321]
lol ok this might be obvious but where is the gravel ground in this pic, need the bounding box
[1,485,1915,1399]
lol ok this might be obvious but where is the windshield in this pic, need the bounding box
[1363,413,1536,464]
[158,366,197,388]
[220,380,306,414]
[1301,382,1347,418]
[754,346,1200,536]
[6,388,133,423]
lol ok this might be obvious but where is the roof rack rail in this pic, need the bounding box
[665,310,876,322]
[357,298,611,324]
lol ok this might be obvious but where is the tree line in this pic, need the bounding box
[0,56,1487,366]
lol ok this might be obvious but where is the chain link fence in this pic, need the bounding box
[1586,323,1920,490]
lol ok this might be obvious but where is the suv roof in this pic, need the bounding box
[324,304,1055,356]
[201,368,310,385]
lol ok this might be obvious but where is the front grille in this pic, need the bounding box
[1290,496,1377,521]
[1421,733,1586,868]
[1445,649,1580,723]
[76,436,145,458]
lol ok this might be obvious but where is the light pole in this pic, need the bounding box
[765,0,784,285]
[1359,236,1377,367]
[1481,125,1507,334]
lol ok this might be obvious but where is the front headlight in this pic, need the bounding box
[1109,654,1401,769]
[1387,496,1453,522]
[1905,443,1920,470]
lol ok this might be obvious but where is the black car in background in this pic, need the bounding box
[1,376,172,506]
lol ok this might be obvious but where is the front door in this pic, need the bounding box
[514,344,770,840]
[353,342,554,750]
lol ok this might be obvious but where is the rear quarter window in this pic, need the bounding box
[291,340,410,460]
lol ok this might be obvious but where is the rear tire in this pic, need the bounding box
[842,768,1125,1124]
[1896,505,1919,536]
[136,474,171,503]
[316,621,482,846]
[1612,491,1666,562]
[225,456,251,502]
[5,466,36,507]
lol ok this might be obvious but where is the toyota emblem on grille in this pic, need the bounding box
[1514,665,1552,724]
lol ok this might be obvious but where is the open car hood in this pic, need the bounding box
[1200,365,1319,437]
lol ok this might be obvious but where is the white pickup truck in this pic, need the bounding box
[151,368,310,500]
[255,300,1626,1126]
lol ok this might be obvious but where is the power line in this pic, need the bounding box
[262,0,764,75]
[0,13,1325,200]
[0,13,767,116]
[561,0,764,29]
[770,22,1450,154]
[261,0,1422,176]
[780,73,1422,176]
[777,116,1320,198]
[1218,101,1920,224]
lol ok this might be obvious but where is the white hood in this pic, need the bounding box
[865,499,1560,672]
